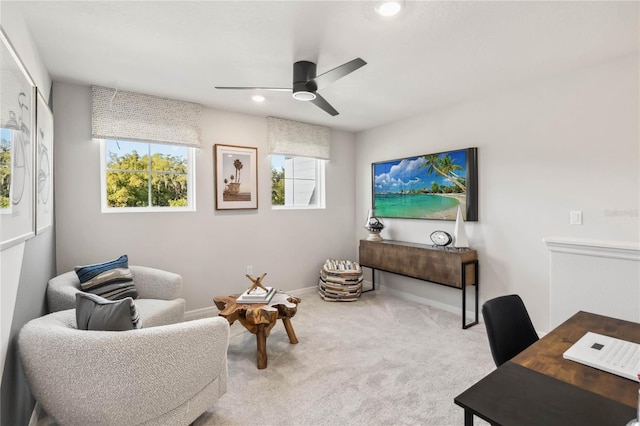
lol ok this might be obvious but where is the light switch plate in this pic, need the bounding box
[570,210,582,225]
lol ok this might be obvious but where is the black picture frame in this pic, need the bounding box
[372,147,478,221]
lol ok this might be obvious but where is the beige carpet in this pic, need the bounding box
[194,290,496,426]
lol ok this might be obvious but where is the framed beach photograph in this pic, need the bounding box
[372,147,478,221]
[36,90,53,234]
[214,144,258,210]
[1,28,36,250]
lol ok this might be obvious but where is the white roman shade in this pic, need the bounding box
[91,86,202,148]
[267,116,331,160]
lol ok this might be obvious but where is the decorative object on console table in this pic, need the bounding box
[359,239,479,329]
[364,209,385,241]
[453,205,470,249]
[430,230,453,247]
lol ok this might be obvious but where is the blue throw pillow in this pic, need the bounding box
[74,255,138,300]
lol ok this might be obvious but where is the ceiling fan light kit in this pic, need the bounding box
[292,91,316,101]
[216,58,366,116]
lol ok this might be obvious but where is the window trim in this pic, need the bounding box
[271,155,325,210]
[99,139,196,213]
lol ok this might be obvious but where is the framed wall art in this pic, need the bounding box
[214,144,258,210]
[372,147,478,221]
[1,28,36,250]
[36,90,53,234]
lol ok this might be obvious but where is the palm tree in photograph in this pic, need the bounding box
[233,159,243,183]
[421,154,466,192]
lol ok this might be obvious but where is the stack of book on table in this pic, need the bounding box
[236,287,276,304]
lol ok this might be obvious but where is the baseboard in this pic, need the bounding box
[377,284,479,321]
[184,306,218,321]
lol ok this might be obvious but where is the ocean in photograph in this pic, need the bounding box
[375,193,460,219]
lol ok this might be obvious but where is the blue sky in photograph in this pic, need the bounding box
[373,150,467,193]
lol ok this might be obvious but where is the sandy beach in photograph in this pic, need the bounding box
[428,194,466,220]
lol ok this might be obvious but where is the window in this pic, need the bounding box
[100,139,195,212]
[271,155,325,208]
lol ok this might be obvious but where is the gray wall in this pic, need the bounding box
[52,82,357,313]
[355,54,640,332]
[1,231,56,426]
[0,4,55,425]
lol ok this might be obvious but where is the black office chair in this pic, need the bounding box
[482,294,539,367]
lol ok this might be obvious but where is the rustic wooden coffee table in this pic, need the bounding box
[213,292,300,369]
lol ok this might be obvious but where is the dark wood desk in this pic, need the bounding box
[513,311,640,408]
[455,311,639,425]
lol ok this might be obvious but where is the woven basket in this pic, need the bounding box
[318,259,363,302]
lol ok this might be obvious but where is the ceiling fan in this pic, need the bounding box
[215,58,367,116]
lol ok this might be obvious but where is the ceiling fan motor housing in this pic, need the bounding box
[293,61,318,100]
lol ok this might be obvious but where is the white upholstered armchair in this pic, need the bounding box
[19,309,230,425]
[47,265,186,327]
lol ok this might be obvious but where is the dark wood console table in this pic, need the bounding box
[358,239,479,329]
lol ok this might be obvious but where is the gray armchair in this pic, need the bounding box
[47,265,186,327]
[19,309,230,425]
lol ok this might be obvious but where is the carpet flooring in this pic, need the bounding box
[195,290,496,426]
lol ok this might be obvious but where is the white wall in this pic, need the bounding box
[355,54,640,332]
[546,238,639,327]
[52,82,357,312]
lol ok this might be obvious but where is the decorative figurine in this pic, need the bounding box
[364,209,385,241]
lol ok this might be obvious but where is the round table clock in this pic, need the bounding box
[430,230,452,247]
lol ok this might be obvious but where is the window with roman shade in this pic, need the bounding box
[267,116,330,160]
[267,117,329,208]
[91,86,201,211]
[91,85,202,148]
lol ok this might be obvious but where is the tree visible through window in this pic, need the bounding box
[102,140,194,211]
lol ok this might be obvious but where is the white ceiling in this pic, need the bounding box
[9,1,639,132]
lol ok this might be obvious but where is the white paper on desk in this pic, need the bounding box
[563,332,640,382]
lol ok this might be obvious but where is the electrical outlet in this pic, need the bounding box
[570,210,582,225]
[246,265,253,275]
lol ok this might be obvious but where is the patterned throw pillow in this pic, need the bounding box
[75,292,142,331]
[74,255,138,300]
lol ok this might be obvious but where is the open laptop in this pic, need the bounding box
[563,332,640,382]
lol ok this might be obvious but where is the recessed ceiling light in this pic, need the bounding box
[375,1,402,17]
[252,95,265,103]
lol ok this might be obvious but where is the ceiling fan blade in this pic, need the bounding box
[311,58,367,90]
[310,93,339,116]
[215,86,291,91]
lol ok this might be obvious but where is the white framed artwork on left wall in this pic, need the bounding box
[0,27,36,250]
[35,90,53,234]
